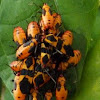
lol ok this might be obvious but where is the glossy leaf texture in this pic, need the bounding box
[0,0,99,100]
[72,6,100,100]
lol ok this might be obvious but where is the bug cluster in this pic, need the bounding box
[10,3,81,100]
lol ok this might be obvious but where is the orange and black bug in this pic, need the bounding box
[58,50,81,71]
[10,61,23,72]
[16,39,37,60]
[31,90,41,100]
[40,3,54,31]
[12,74,26,100]
[40,43,51,68]
[44,34,74,57]
[10,56,35,75]
[27,21,40,40]
[56,75,68,100]
[52,13,61,28]
[48,13,61,35]
[32,71,50,89]
[67,50,81,66]
[12,57,35,100]
[44,90,53,100]
[62,30,73,45]
[13,27,27,47]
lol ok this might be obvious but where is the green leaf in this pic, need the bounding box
[56,0,99,81]
[0,0,99,100]
[4,88,13,100]
[91,7,100,48]
[0,83,13,100]
[72,39,100,100]
[72,6,100,100]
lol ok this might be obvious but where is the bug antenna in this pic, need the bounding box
[6,63,10,67]
[33,2,42,9]
[9,45,15,48]
[11,79,14,82]
[25,20,29,24]
[13,71,16,75]
[44,69,56,84]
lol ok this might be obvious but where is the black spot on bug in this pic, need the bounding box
[20,77,31,94]
[27,34,32,40]
[49,8,52,15]
[64,84,67,90]
[68,35,71,37]
[21,69,34,77]
[57,82,61,91]
[25,57,33,68]
[42,8,46,16]
[42,55,49,64]
[64,45,74,57]
[35,63,42,72]
[23,40,32,47]
[47,35,57,42]
[23,38,26,44]
[41,48,47,53]
[41,48,49,54]
[34,74,44,88]
[18,97,20,98]
[56,39,63,51]
[28,46,35,53]
[55,23,60,29]
[15,41,20,46]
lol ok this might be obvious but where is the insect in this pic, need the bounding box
[27,21,40,40]
[40,3,54,31]
[62,30,73,45]
[11,57,35,100]
[32,71,50,89]
[10,56,35,74]
[12,74,26,100]
[56,75,68,100]
[31,90,41,100]
[44,34,74,57]
[48,13,61,35]
[58,50,81,71]
[10,60,23,72]
[40,43,51,68]
[16,39,37,60]
[13,27,27,47]
[45,90,53,100]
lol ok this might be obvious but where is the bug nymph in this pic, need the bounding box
[13,27,27,47]
[27,21,40,40]
[58,50,81,71]
[56,75,68,100]
[45,90,53,100]
[40,3,54,31]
